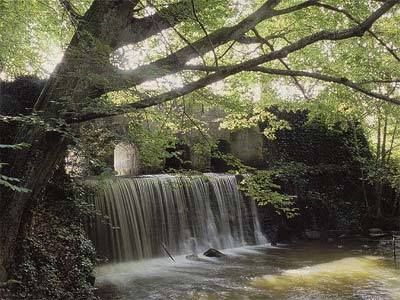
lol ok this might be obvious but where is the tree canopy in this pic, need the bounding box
[1,1,399,111]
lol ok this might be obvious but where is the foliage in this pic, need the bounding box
[8,171,97,300]
[240,170,298,218]
[0,170,30,193]
[211,151,298,217]
[259,109,378,230]
[0,0,90,77]
[212,152,255,174]
[0,144,31,193]
[220,107,291,140]
[1,1,398,179]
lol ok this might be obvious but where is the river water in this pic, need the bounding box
[95,242,400,300]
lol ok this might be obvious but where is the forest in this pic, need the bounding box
[0,1,399,299]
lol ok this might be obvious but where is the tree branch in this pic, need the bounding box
[251,67,400,105]
[108,0,396,91]
[67,0,398,123]
[314,1,400,62]
[59,0,82,31]
[59,0,82,21]
[190,0,218,67]
[184,64,400,105]
[116,1,192,47]
[110,0,318,90]
[360,78,400,84]
[252,28,309,99]
[234,32,289,44]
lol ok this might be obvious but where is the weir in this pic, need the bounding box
[86,173,267,262]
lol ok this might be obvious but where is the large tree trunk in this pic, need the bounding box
[0,0,138,280]
[0,35,91,285]
[0,44,80,279]
[0,52,105,280]
[0,129,70,281]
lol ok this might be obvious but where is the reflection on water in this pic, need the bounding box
[96,243,400,300]
[252,256,400,299]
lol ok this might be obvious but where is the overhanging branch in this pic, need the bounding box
[109,0,397,91]
[315,1,400,62]
[234,32,289,44]
[252,28,309,99]
[109,0,318,90]
[59,0,82,21]
[68,0,399,123]
[251,67,400,105]
[116,1,192,47]
[184,65,400,105]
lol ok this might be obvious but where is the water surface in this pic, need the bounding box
[96,243,400,300]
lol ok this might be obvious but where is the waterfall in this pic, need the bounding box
[86,173,267,262]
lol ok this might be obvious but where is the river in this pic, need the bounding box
[95,242,400,300]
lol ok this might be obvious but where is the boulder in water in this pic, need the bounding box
[203,248,225,257]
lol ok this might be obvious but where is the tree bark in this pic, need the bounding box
[0,130,69,281]
[0,0,124,280]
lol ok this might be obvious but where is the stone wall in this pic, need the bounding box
[111,107,265,174]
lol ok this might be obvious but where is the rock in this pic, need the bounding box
[203,248,225,257]
[87,274,96,286]
[114,142,140,176]
[305,230,321,240]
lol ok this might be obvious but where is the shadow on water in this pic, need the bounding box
[95,242,400,300]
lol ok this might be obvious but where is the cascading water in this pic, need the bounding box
[86,173,267,262]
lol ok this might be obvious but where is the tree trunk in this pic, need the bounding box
[350,121,370,216]
[0,54,108,280]
[0,128,69,281]
[392,191,400,217]
[376,111,381,163]
[0,0,135,280]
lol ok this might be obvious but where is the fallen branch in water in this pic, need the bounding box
[161,242,175,262]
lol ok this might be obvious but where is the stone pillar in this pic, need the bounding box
[114,142,140,176]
